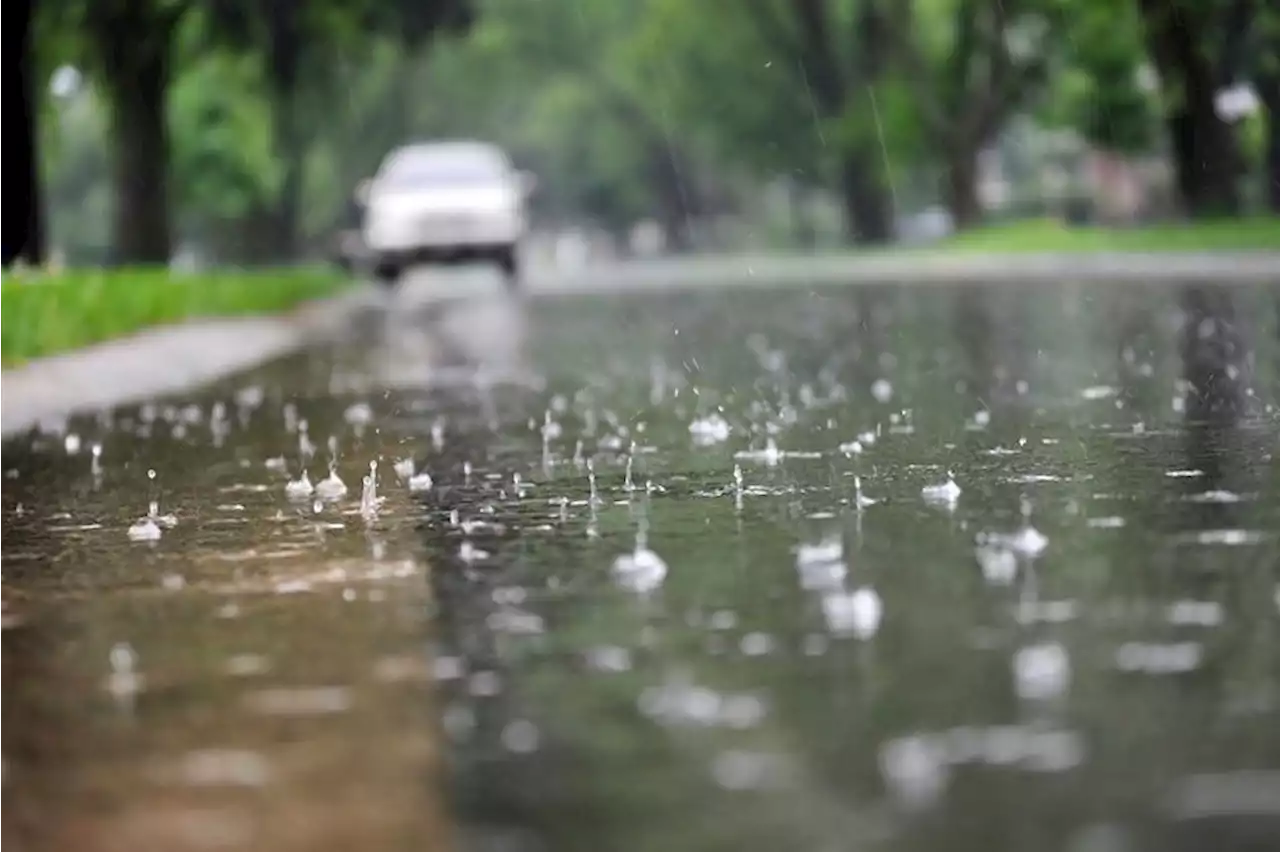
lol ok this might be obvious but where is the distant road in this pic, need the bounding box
[520,250,1280,294]
[6,249,1277,438]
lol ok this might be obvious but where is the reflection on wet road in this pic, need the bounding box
[4,274,1280,852]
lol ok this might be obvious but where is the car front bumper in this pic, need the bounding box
[363,212,522,254]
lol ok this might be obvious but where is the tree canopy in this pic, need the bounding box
[7,0,1277,268]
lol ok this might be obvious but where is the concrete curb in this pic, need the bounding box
[1,286,372,439]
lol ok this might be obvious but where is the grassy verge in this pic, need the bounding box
[1,267,349,367]
[937,216,1280,253]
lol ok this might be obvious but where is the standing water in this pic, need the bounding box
[3,279,1279,852]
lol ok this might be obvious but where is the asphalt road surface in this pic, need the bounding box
[4,269,1280,852]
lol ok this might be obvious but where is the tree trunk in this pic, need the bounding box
[647,138,694,253]
[1137,0,1242,217]
[1258,75,1280,213]
[266,6,304,262]
[944,146,983,230]
[839,153,893,245]
[102,30,175,265]
[4,0,46,268]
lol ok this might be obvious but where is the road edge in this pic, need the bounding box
[1,286,371,439]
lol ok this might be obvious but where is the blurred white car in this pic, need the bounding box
[359,141,534,287]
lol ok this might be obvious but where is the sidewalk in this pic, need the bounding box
[1,288,371,438]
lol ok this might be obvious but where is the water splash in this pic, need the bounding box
[794,536,847,591]
[689,413,731,446]
[854,475,878,509]
[298,419,316,460]
[408,469,434,492]
[1013,642,1071,701]
[315,437,348,501]
[1007,498,1049,558]
[624,441,635,493]
[821,586,882,639]
[360,460,383,519]
[975,543,1018,585]
[735,438,783,466]
[285,470,314,500]
[128,468,177,540]
[921,470,961,506]
[105,641,144,702]
[612,542,668,594]
[127,515,162,542]
[588,458,600,506]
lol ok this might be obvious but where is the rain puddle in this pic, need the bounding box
[4,280,1279,851]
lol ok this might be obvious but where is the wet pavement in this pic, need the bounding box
[4,272,1280,852]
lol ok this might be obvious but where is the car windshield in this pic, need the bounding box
[379,147,506,189]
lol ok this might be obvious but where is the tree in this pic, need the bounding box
[896,0,1059,227]
[633,0,912,245]
[1045,1,1158,157]
[5,0,48,268]
[461,0,716,250]
[741,0,901,243]
[1134,0,1246,217]
[1238,1,1280,211]
[203,0,473,261]
[75,0,194,264]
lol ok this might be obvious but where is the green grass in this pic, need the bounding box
[938,216,1280,253]
[1,267,349,366]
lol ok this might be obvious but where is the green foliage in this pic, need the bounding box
[939,216,1280,252]
[1044,0,1156,153]
[29,0,1280,263]
[0,268,348,365]
[40,83,112,263]
[633,0,832,181]
[170,52,281,220]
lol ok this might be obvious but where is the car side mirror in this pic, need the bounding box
[354,179,372,206]
[517,170,538,197]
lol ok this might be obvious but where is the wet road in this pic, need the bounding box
[4,271,1280,852]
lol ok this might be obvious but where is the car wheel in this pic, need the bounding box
[373,260,401,287]
[495,246,519,287]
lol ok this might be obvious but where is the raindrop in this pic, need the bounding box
[689,413,731,445]
[975,545,1018,585]
[344,402,373,427]
[360,460,382,519]
[735,438,783,466]
[921,471,961,505]
[285,470,314,500]
[854,475,878,509]
[879,735,949,810]
[612,544,668,593]
[408,469,434,492]
[315,470,348,501]
[739,632,774,656]
[822,587,882,639]
[502,719,540,754]
[1014,642,1071,701]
